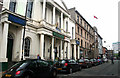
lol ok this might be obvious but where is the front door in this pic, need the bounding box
[7,34,14,62]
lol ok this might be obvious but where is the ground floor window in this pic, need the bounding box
[24,37,30,56]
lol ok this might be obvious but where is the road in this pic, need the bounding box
[57,60,120,78]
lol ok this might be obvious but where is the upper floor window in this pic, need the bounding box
[26,0,33,18]
[85,32,86,39]
[59,17,61,28]
[9,0,16,12]
[80,18,82,25]
[84,22,86,28]
[81,39,83,47]
[72,27,74,39]
[77,15,79,23]
[81,29,82,36]
[24,37,31,57]
[85,42,86,48]
[77,25,79,34]
[66,21,68,32]
[87,25,88,30]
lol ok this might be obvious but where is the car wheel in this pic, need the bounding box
[69,68,72,74]
[24,74,31,78]
[79,66,82,71]
[86,65,89,68]
[52,70,57,78]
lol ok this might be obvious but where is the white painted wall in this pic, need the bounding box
[69,19,75,39]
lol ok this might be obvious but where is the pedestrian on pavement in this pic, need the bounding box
[37,54,41,60]
[110,55,114,64]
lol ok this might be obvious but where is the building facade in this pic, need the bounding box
[93,26,103,58]
[0,0,75,62]
[69,8,95,59]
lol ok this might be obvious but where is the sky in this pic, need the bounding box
[63,0,119,50]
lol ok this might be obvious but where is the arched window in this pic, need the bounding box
[24,37,30,57]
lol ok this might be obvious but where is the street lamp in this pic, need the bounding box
[21,2,28,60]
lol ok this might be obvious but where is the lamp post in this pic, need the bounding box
[21,2,28,60]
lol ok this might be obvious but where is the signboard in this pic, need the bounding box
[8,14,26,26]
[53,32,64,39]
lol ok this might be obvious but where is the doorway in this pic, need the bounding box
[7,33,14,62]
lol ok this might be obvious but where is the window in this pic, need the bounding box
[87,25,88,30]
[26,0,33,18]
[45,8,47,20]
[9,0,16,12]
[77,15,79,23]
[85,32,86,39]
[80,18,82,25]
[77,25,79,34]
[66,21,68,32]
[81,39,83,47]
[85,42,86,48]
[81,29,82,36]
[87,34,88,40]
[72,27,74,39]
[51,10,53,24]
[29,61,37,68]
[37,60,48,67]
[24,37,30,57]
[84,22,86,28]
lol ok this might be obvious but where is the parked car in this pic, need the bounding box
[54,59,81,74]
[103,58,108,63]
[77,59,92,68]
[96,59,102,65]
[2,59,57,78]
[89,59,98,66]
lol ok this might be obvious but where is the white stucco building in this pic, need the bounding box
[0,0,76,62]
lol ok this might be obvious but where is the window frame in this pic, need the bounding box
[9,0,16,12]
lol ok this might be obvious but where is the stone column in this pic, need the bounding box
[0,22,2,56]
[53,7,56,25]
[74,44,76,60]
[60,40,62,59]
[67,42,70,59]
[63,42,66,59]
[51,37,55,60]
[40,34,44,59]
[0,22,9,62]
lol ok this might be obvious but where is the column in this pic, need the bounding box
[60,40,62,59]
[19,28,24,61]
[0,22,2,56]
[53,7,56,25]
[51,37,55,60]
[0,22,9,62]
[61,12,63,29]
[78,46,80,59]
[42,0,46,20]
[63,42,66,59]
[40,34,44,59]
[74,44,76,60]
[67,42,70,59]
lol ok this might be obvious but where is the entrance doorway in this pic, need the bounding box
[7,33,14,62]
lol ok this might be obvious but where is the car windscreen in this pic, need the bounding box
[78,59,84,62]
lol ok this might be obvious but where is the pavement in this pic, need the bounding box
[0,72,2,78]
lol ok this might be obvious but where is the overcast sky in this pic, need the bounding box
[63,0,119,49]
